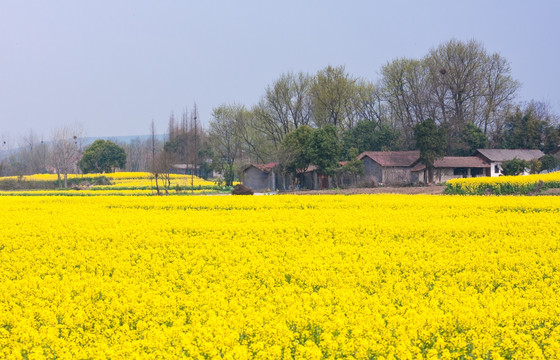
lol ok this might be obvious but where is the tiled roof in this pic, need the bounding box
[358,151,420,167]
[475,149,544,162]
[247,162,277,173]
[411,156,490,171]
[435,156,490,168]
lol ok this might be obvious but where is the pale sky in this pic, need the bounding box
[1,0,559,141]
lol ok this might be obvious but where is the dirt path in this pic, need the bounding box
[283,186,446,195]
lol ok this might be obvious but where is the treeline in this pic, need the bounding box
[204,39,559,185]
[2,39,559,186]
[0,126,162,184]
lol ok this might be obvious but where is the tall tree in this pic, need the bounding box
[252,72,313,151]
[380,58,433,146]
[414,118,446,183]
[279,125,314,183]
[49,125,84,188]
[454,122,488,156]
[79,139,127,174]
[502,101,559,151]
[380,39,519,150]
[341,120,400,157]
[311,65,359,131]
[307,125,341,176]
[426,39,519,147]
[208,104,244,186]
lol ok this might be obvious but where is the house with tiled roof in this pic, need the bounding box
[474,149,545,176]
[411,156,490,183]
[242,162,279,191]
[242,161,352,191]
[358,151,420,185]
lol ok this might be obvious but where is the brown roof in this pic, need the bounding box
[411,156,490,171]
[358,151,420,167]
[247,162,277,173]
[475,149,544,162]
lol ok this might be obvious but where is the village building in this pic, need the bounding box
[242,163,340,191]
[474,149,545,176]
[411,156,490,183]
[241,163,278,192]
[357,151,420,185]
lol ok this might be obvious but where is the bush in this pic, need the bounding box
[232,184,254,195]
[501,158,529,176]
[541,155,559,172]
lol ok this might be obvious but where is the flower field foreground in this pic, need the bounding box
[1,195,560,359]
[445,171,560,195]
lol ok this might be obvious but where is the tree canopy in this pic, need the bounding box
[414,118,446,183]
[79,139,126,174]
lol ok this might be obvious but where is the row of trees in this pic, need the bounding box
[2,39,559,187]
[205,40,559,185]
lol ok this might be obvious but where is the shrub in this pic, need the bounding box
[501,158,529,176]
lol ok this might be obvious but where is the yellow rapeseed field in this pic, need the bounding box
[0,172,231,196]
[1,195,560,359]
[446,171,560,195]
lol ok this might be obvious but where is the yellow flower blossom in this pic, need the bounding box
[0,194,559,358]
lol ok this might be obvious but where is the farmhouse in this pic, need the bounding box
[474,149,545,176]
[411,156,490,183]
[358,151,420,185]
[242,163,278,192]
[242,163,339,191]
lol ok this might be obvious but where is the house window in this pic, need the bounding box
[453,168,468,177]
[471,168,484,177]
[494,165,500,174]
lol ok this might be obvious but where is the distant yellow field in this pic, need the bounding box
[0,172,231,195]
[1,194,560,358]
[446,171,560,194]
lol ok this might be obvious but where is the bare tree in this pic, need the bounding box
[208,104,244,186]
[49,125,84,188]
[311,65,359,131]
[380,39,520,153]
[252,72,313,151]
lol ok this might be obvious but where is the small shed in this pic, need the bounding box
[358,151,420,185]
[242,163,278,192]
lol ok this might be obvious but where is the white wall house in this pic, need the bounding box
[474,149,545,176]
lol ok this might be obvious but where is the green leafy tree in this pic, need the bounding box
[279,125,314,177]
[341,120,400,156]
[336,147,364,186]
[79,139,126,174]
[543,125,560,154]
[414,118,446,183]
[540,155,559,172]
[308,125,341,176]
[503,108,546,150]
[501,158,529,176]
[454,122,488,155]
